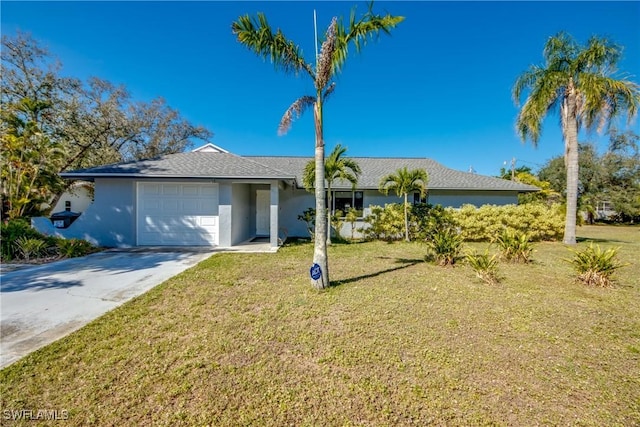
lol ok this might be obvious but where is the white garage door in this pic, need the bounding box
[137,182,219,246]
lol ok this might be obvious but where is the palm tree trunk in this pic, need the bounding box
[326,184,332,246]
[313,100,329,288]
[404,192,410,242]
[563,94,579,245]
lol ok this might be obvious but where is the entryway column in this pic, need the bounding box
[270,181,279,248]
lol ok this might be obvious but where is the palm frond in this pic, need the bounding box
[232,13,314,79]
[332,4,404,73]
[379,166,428,197]
[515,69,564,144]
[579,74,640,133]
[278,95,315,135]
[325,144,361,188]
[302,160,315,192]
[323,82,336,102]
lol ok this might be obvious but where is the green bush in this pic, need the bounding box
[425,227,464,266]
[57,238,95,258]
[14,236,49,261]
[495,229,534,263]
[465,249,500,284]
[412,203,457,241]
[344,208,362,241]
[452,203,564,242]
[361,204,405,241]
[567,244,625,287]
[1,219,55,260]
[297,208,315,239]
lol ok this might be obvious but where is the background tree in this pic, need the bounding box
[302,144,361,245]
[1,33,213,217]
[232,4,403,288]
[538,130,640,222]
[379,167,428,242]
[513,32,639,244]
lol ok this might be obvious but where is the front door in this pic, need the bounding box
[256,190,270,236]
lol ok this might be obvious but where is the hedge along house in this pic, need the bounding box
[32,144,538,248]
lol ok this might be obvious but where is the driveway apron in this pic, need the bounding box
[0,250,212,369]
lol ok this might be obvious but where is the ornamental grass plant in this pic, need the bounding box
[567,243,626,287]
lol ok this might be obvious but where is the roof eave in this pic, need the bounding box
[59,173,295,181]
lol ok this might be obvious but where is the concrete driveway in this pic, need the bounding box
[0,249,213,369]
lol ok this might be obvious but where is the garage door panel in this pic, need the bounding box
[162,184,179,195]
[137,183,219,246]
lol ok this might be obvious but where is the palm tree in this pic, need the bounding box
[513,32,639,245]
[379,167,428,242]
[302,144,361,245]
[232,4,403,288]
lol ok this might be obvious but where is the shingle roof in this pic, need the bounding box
[247,156,538,192]
[61,152,538,192]
[60,152,294,180]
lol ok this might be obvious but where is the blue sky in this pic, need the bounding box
[2,1,639,176]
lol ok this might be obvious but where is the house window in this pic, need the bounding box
[413,192,427,205]
[333,191,363,214]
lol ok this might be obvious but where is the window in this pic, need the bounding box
[333,191,363,214]
[413,192,427,205]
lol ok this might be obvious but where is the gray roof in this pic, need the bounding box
[60,152,294,180]
[246,156,538,192]
[62,152,538,192]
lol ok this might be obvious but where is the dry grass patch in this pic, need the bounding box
[1,225,639,425]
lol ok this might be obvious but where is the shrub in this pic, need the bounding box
[344,208,361,241]
[452,203,564,242]
[567,244,625,287]
[361,204,405,241]
[426,227,464,266]
[330,210,346,242]
[57,238,95,258]
[297,208,315,239]
[495,229,534,263]
[412,203,457,241]
[465,249,500,285]
[1,219,55,260]
[14,237,49,262]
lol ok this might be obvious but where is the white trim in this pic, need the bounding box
[191,143,229,153]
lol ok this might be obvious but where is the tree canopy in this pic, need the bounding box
[1,32,213,219]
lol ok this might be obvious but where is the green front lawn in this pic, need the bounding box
[1,225,639,425]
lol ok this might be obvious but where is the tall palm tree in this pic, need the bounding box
[513,32,639,245]
[232,4,403,288]
[379,167,428,242]
[302,144,361,245]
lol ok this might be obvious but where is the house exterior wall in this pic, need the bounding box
[51,184,93,214]
[217,182,232,247]
[231,183,251,245]
[428,190,518,208]
[277,188,521,238]
[277,185,315,238]
[33,178,136,247]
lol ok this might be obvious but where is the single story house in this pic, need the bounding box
[32,143,538,248]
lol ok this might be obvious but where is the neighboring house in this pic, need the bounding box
[32,144,538,248]
[50,180,94,214]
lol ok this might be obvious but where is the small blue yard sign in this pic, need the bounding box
[310,263,322,281]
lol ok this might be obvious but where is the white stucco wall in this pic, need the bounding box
[231,183,251,245]
[33,178,136,247]
[428,190,518,208]
[277,185,315,238]
[51,183,93,213]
